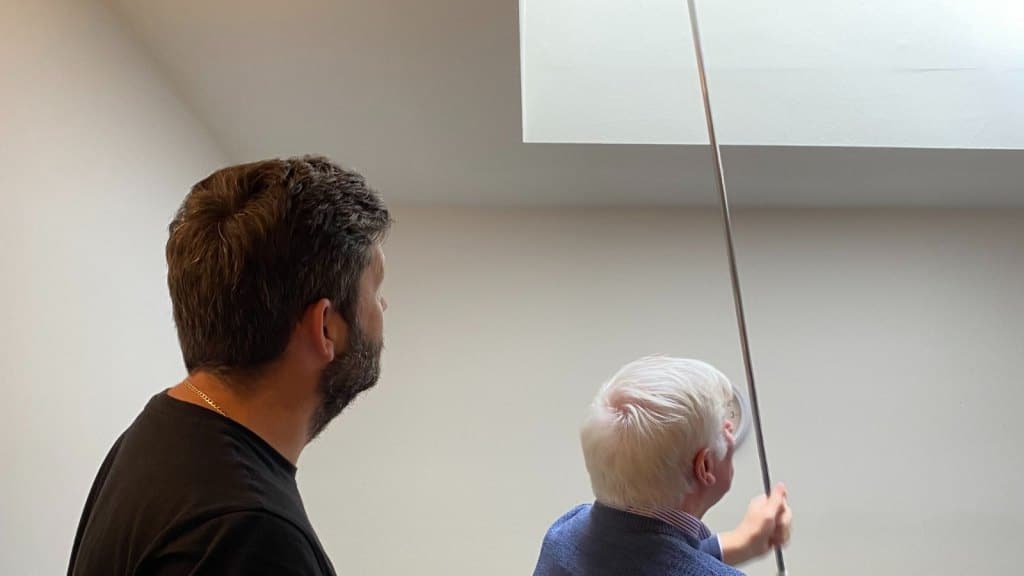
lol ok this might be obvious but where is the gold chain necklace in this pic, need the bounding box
[184,379,227,417]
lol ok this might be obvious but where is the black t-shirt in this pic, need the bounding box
[68,392,335,576]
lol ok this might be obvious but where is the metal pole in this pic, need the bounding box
[683,0,787,573]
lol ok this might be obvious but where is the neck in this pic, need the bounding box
[680,493,712,519]
[169,369,316,465]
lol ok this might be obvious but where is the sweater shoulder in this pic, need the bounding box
[543,503,591,537]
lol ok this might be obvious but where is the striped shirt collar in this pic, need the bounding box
[609,503,712,541]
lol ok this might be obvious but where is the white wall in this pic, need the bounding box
[300,205,1024,576]
[0,1,225,574]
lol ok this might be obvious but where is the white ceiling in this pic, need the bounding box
[522,0,1024,148]
[107,0,1024,206]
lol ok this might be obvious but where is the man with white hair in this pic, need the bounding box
[533,356,792,576]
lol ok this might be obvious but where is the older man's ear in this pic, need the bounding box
[693,448,717,486]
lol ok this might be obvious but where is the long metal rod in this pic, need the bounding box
[684,1,786,574]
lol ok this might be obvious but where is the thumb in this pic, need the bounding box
[768,483,787,508]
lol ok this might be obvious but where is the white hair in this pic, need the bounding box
[580,356,733,509]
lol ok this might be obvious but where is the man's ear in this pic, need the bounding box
[693,447,717,487]
[299,298,348,363]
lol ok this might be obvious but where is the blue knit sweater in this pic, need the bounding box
[533,503,745,576]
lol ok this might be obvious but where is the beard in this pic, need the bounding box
[308,322,383,441]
